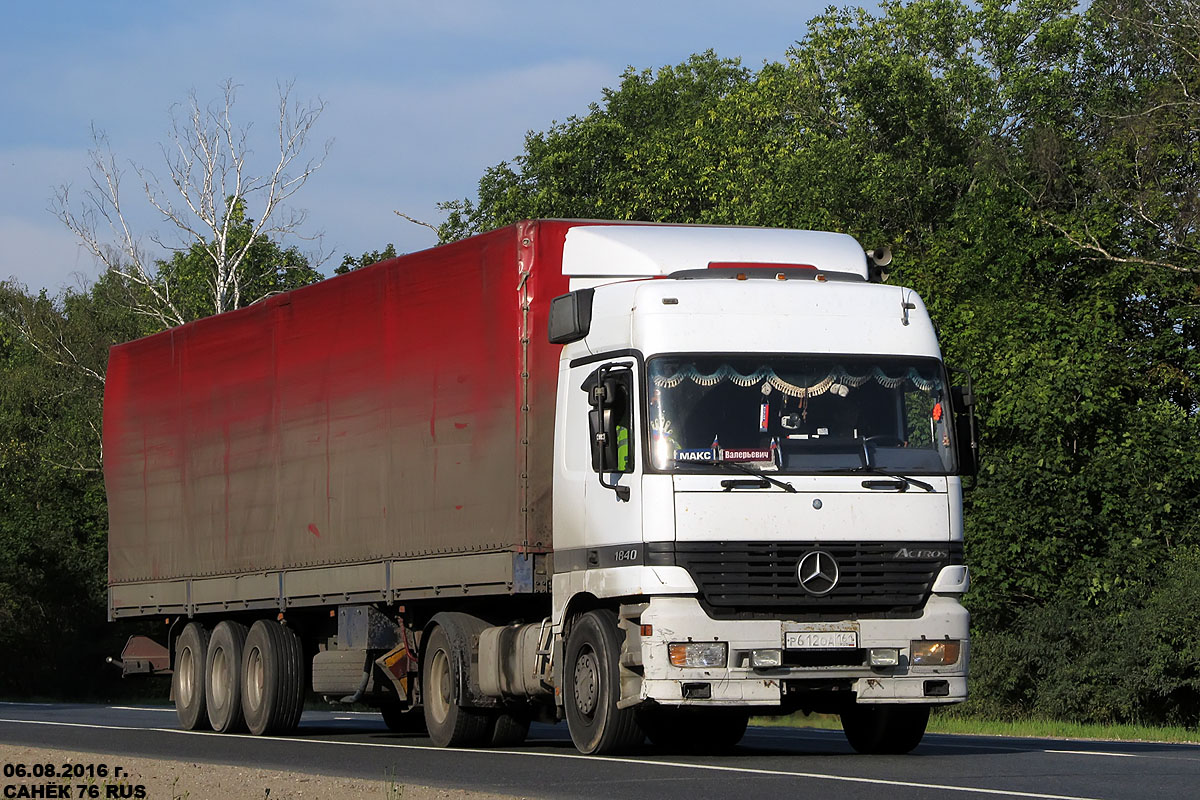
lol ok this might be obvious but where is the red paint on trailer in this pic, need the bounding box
[104,221,585,584]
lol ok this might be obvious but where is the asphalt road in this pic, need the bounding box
[1,702,1197,799]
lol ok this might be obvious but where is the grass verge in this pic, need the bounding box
[751,711,1200,744]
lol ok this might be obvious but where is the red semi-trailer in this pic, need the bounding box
[107,220,976,754]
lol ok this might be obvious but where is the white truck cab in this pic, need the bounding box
[544,224,975,754]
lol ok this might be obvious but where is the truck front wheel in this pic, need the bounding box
[241,620,305,736]
[840,704,929,754]
[205,620,248,733]
[422,625,491,747]
[173,623,210,731]
[563,609,643,755]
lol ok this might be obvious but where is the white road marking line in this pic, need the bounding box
[1044,750,1139,758]
[108,706,174,712]
[0,717,1102,800]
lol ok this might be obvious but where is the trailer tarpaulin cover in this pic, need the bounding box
[105,222,569,584]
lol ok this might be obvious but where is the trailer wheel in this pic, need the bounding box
[173,623,210,731]
[421,624,491,747]
[638,707,749,752]
[563,609,643,754]
[840,703,929,754]
[205,620,248,733]
[241,620,306,736]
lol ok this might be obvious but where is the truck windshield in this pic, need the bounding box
[647,355,955,474]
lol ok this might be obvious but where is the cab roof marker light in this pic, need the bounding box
[707,261,816,271]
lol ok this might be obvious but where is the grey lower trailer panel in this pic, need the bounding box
[108,551,550,620]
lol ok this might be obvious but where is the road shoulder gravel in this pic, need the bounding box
[0,743,520,800]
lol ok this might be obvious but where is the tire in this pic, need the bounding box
[840,704,930,754]
[173,623,210,731]
[241,620,306,736]
[421,625,492,747]
[205,620,248,733]
[487,711,531,748]
[381,699,427,734]
[563,609,644,755]
[639,707,749,752]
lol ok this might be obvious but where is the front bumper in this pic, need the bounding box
[637,593,969,707]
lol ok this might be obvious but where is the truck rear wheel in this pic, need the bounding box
[840,703,929,754]
[205,620,248,733]
[241,620,305,736]
[563,609,643,755]
[422,624,491,747]
[173,623,210,731]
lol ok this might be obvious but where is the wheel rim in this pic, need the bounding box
[573,646,599,718]
[211,648,229,708]
[246,646,264,711]
[178,647,194,707]
[428,648,452,724]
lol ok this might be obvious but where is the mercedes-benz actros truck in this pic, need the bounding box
[106,220,976,755]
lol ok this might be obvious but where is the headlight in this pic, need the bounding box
[668,642,728,668]
[910,639,961,666]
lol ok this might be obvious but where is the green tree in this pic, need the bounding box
[0,279,140,695]
[444,0,1200,723]
[154,202,323,321]
[335,243,397,275]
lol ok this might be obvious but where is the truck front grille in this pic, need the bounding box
[648,540,962,620]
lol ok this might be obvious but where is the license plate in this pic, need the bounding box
[785,631,858,649]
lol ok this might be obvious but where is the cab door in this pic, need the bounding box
[580,360,644,565]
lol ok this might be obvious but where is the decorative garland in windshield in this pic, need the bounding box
[651,365,939,397]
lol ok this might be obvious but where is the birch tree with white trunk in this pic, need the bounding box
[52,79,330,328]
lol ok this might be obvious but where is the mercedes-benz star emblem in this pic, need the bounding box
[797,550,839,596]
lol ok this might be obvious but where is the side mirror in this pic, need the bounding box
[949,383,979,477]
[585,366,632,501]
[588,406,619,472]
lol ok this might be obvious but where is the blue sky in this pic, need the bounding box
[1,1,840,292]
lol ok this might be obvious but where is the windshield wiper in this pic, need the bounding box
[852,435,936,492]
